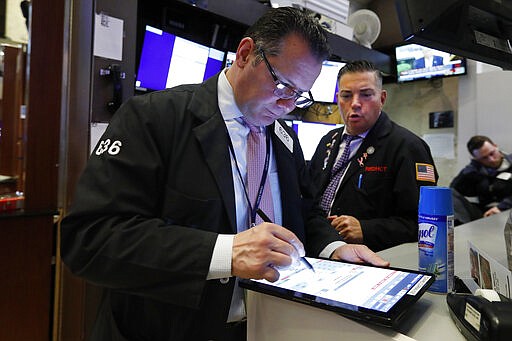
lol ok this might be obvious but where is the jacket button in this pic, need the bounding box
[220,277,229,284]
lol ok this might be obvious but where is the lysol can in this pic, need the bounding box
[418,186,454,293]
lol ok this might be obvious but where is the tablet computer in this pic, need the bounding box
[239,257,434,328]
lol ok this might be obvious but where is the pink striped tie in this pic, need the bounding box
[245,120,275,225]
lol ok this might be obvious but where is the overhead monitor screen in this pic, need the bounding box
[309,60,346,103]
[395,43,466,83]
[136,25,225,92]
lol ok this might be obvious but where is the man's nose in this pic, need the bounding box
[277,98,297,112]
[351,95,362,107]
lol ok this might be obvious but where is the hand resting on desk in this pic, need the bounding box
[331,244,390,267]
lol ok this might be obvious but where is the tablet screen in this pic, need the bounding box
[239,257,434,327]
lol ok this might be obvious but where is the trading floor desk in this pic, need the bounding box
[247,210,510,340]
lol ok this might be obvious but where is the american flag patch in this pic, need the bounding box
[416,163,436,182]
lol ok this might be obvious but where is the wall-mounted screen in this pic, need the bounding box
[310,60,346,104]
[395,43,466,83]
[135,25,225,92]
[285,120,343,161]
[225,51,236,68]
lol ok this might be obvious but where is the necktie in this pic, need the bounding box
[245,120,275,226]
[320,134,359,214]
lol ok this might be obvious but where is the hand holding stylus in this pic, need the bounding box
[231,211,312,282]
[257,209,315,273]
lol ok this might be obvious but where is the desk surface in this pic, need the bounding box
[247,210,510,341]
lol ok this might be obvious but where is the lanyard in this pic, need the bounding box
[227,128,271,226]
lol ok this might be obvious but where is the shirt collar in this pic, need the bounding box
[498,156,510,171]
[218,69,243,121]
[344,129,369,140]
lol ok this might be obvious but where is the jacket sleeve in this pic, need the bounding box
[498,196,512,211]
[450,163,490,197]
[60,93,219,309]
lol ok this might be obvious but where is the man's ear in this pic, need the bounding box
[236,37,255,67]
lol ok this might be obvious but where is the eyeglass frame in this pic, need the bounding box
[257,47,315,108]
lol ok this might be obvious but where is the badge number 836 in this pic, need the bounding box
[95,139,122,156]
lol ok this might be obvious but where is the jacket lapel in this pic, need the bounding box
[190,76,237,233]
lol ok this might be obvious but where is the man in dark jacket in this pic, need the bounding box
[450,135,512,222]
[309,60,438,252]
[60,8,388,341]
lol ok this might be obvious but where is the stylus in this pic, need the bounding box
[256,208,315,273]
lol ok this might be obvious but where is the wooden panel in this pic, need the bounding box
[0,45,24,186]
[23,0,65,211]
[0,214,54,341]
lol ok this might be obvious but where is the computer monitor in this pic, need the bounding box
[225,51,236,68]
[309,60,345,104]
[288,120,343,161]
[135,25,225,92]
[395,43,467,83]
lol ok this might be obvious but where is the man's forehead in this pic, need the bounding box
[473,142,497,157]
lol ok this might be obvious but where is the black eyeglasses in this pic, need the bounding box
[258,48,315,109]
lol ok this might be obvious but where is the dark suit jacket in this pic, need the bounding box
[413,55,444,69]
[309,112,438,252]
[61,74,340,340]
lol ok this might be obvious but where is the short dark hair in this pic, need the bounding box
[337,60,383,88]
[245,7,330,62]
[467,135,494,155]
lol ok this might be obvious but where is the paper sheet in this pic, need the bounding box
[93,13,124,60]
[468,241,512,298]
[90,122,109,154]
[423,133,455,159]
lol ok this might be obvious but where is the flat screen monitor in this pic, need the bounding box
[309,60,346,104]
[136,25,225,92]
[225,51,236,68]
[395,43,467,83]
[288,120,343,161]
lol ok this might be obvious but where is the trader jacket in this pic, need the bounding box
[60,74,341,340]
[309,112,438,252]
[450,153,512,212]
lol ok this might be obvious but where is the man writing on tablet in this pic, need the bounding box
[61,7,388,341]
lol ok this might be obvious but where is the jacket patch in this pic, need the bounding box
[365,166,387,172]
[416,163,436,182]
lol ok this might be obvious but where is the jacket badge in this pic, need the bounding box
[357,146,375,167]
[322,132,339,170]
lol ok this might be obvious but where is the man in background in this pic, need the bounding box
[451,135,512,223]
[309,60,438,252]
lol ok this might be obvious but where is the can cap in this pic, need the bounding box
[419,186,453,216]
